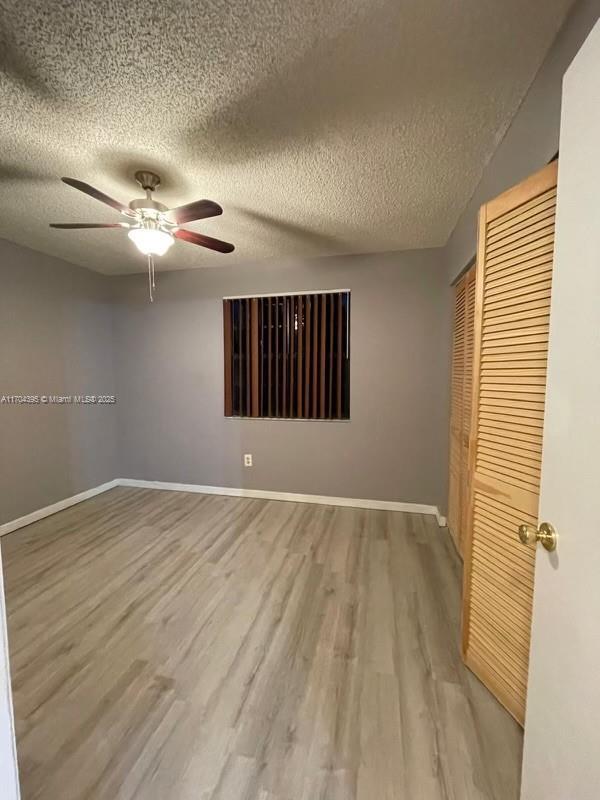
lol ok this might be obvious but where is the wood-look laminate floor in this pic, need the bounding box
[2,487,522,799]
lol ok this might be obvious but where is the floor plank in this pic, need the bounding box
[1,487,522,799]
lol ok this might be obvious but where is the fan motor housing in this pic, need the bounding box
[130,170,168,214]
[129,197,168,214]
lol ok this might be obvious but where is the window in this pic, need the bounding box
[223,291,350,419]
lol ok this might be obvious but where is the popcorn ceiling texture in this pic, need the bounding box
[0,0,574,274]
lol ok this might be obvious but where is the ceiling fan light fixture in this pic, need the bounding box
[52,171,233,302]
[128,225,174,256]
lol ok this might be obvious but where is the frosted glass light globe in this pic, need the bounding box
[128,227,174,256]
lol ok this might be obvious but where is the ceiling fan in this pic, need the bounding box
[50,170,234,301]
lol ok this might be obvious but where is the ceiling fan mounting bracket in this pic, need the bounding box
[134,170,161,193]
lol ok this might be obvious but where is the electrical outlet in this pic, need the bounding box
[244,454,253,467]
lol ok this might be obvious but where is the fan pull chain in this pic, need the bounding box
[147,254,154,303]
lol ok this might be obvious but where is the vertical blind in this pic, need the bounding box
[223,292,350,419]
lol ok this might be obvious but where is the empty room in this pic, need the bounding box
[1,1,599,798]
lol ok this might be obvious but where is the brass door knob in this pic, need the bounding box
[518,522,557,552]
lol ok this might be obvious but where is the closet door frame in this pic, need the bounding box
[448,274,467,553]
[461,211,487,656]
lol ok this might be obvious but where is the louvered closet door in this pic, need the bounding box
[462,160,557,725]
[448,265,476,555]
[460,269,476,551]
[448,277,466,550]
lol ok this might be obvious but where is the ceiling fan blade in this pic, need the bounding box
[61,177,133,216]
[174,228,235,253]
[168,199,223,225]
[50,222,130,229]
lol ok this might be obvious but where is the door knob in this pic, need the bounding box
[518,522,557,552]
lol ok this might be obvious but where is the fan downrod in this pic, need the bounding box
[134,170,161,193]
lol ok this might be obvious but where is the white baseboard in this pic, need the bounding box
[118,478,446,526]
[0,477,446,536]
[0,480,119,537]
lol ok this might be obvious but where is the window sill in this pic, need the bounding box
[225,416,351,423]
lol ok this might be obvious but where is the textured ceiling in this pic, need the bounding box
[0,0,574,274]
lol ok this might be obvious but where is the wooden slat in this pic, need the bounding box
[485,217,555,255]
[483,324,549,343]
[485,239,554,273]
[469,562,534,628]
[482,330,548,346]
[479,416,544,435]
[470,541,536,598]
[462,160,557,726]
[479,435,542,461]
[471,536,535,587]
[480,401,545,419]
[484,302,551,324]
[472,530,536,574]
[477,455,539,484]
[469,628,528,692]
[485,277,552,304]
[481,357,548,371]
[485,258,553,290]
[470,537,536,580]
[485,162,557,221]
[487,202,555,244]
[469,602,532,663]
[487,190,556,234]
[466,648,524,723]
[470,552,534,610]
[479,421,543,444]
[470,573,533,628]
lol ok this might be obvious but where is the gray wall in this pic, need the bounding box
[0,239,118,524]
[444,0,599,283]
[112,249,450,511]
